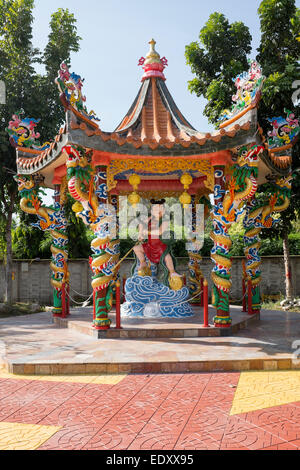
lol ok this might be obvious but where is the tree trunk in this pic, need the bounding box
[4,193,15,305]
[283,230,293,300]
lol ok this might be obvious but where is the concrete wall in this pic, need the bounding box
[1,256,300,304]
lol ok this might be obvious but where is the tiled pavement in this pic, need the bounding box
[0,369,300,450]
[1,309,300,373]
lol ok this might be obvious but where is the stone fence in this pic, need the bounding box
[0,256,299,304]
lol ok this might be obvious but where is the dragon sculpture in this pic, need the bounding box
[6,110,50,150]
[64,145,119,329]
[56,63,100,123]
[267,109,300,150]
[15,175,69,315]
[218,60,265,123]
[210,144,264,325]
[243,176,292,311]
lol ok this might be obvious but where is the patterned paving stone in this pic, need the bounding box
[1,371,300,450]
[220,416,290,450]
[230,371,300,415]
[0,368,127,385]
[38,420,102,450]
[0,422,60,450]
[127,374,212,450]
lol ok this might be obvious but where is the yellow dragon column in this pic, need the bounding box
[65,146,119,330]
[243,176,292,312]
[15,175,69,316]
[210,145,263,327]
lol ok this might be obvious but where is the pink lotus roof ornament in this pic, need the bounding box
[138,39,168,82]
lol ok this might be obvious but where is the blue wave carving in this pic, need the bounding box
[121,275,194,318]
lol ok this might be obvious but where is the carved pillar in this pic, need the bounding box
[242,175,292,313]
[188,195,203,305]
[243,198,262,313]
[16,175,69,317]
[51,182,69,317]
[88,167,109,329]
[210,166,232,327]
[89,167,118,329]
[65,145,121,329]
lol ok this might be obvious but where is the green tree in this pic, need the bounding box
[0,0,81,303]
[185,12,252,124]
[11,195,92,260]
[186,0,300,299]
[256,0,300,300]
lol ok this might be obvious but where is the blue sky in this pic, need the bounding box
[32,0,267,133]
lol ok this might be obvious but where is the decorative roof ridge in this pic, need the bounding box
[219,99,259,129]
[218,60,264,127]
[56,62,100,127]
[69,110,254,150]
[61,95,100,130]
[16,123,67,173]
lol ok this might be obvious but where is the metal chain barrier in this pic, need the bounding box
[66,290,93,306]
[69,285,93,298]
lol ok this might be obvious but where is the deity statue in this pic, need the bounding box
[133,199,183,291]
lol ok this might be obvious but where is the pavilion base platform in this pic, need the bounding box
[1,309,300,376]
[53,306,260,339]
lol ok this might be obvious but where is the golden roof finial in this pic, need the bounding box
[145,38,161,65]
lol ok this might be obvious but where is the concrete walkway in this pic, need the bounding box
[0,306,299,374]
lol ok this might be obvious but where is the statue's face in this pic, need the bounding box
[152,204,165,219]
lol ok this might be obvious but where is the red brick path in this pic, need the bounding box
[0,373,300,450]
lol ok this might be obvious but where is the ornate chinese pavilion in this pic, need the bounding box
[8,39,298,330]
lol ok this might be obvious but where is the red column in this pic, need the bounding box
[115,280,121,329]
[122,276,127,302]
[200,277,204,307]
[66,284,70,316]
[61,283,66,318]
[242,278,247,312]
[93,290,95,322]
[202,279,210,328]
[248,279,253,315]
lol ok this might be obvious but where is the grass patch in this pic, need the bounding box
[261,300,300,312]
[0,302,45,318]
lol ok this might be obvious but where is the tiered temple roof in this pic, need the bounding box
[15,39,294,189]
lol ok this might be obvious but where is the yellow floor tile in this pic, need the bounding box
[0,368,127,385]
[230,371,300,415]
[0,422,60,450]
[91,374,127,385]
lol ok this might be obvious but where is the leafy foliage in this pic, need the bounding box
[0,0,81,296]
[186,0,300,246]
[257,0,300,239]
[185,12,252,124]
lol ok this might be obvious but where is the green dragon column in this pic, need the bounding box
[243,199,263,313]
[15,175,69,316]
[210,146,263,327]
[50,182,69,316]
[243,176,292,312]
[210,165,233,327]
[90,166,120,329]
[65,146,119,330]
